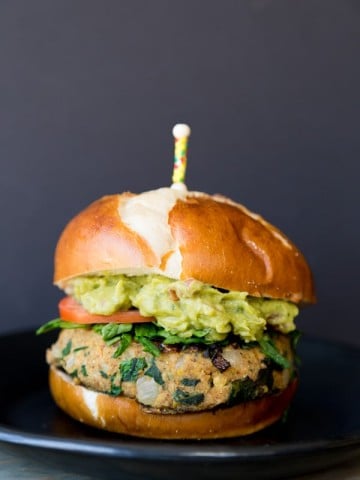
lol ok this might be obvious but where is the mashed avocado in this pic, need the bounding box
[68,275,298,343]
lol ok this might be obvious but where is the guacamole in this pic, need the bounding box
[68,275,298,343]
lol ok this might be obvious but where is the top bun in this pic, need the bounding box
[54,187,315,304]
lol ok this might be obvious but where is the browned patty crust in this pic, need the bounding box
[46,329,294,413]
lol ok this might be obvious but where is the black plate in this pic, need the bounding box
[0,330,360,480]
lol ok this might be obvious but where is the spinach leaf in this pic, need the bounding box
[73,346,89,353]
[109,384,122,396]
[36,318,86,335]
[134,324,161,356]
[173,389,204,406]
[136,336,160,357]
[134,323,158,338]
[145,359,164,385]
[61,340,72,357]
[289,329,302,349]
[258,336,291,369]
[289,329,302,367]
[229,366,274,404]
[95,323,132,342]
[107,372,122,396]
[230,377,258,403]
[120,357,147,382]
[181,378,200,387]
[112,333,132,358]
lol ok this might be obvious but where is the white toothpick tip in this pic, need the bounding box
[171,182,188,191]
[172,123,191,139]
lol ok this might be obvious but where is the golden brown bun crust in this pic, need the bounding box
[54,191,315,303]
[49,366,298,439]
[54,194,157,283]
[169,196,315,302]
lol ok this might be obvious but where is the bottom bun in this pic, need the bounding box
[49,366,297,439]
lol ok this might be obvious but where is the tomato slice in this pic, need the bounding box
[58,296,154,324]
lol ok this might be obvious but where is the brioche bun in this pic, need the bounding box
[54,188,315,303]
[49,366,298,439]
[46,187,314,439]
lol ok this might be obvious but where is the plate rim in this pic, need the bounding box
[1,330,360,463]
[0,424,360,462]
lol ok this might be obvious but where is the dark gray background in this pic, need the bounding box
[0,1,359,345]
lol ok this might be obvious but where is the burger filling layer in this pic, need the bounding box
[65,274,298,342]
[39,274,300,412]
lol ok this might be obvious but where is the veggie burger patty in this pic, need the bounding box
[47,328,294,413]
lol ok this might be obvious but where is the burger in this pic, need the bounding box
[37,185,315,439]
